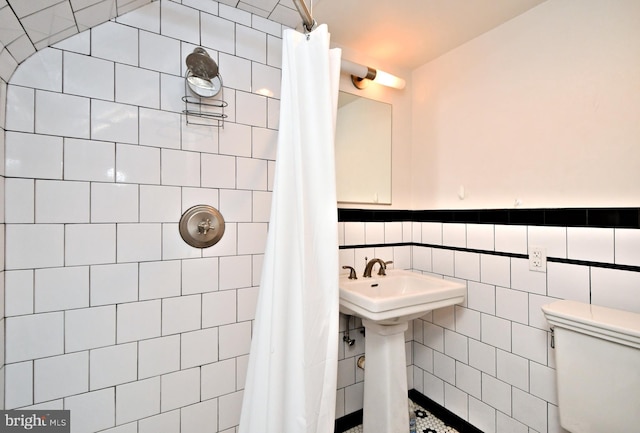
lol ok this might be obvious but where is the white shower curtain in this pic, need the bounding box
[238,24,342,433]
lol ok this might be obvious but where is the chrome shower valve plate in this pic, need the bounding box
[179,205,225,248]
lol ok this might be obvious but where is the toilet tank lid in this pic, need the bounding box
[542,300,640,340]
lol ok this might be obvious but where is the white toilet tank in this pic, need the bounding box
[542,300,640,433]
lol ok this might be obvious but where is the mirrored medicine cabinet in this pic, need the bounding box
[335,91,392,204]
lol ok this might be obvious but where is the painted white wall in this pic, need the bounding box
[412,0,640,209]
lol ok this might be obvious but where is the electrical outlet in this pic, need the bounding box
[529,246,547,272]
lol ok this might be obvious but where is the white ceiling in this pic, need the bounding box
[312,0,547,70]
[0,0,546,76]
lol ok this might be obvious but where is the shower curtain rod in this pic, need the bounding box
[290,0,406,89]
[292,0,316,32]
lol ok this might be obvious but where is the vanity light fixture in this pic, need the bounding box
[341,59,406,90]
[185,47,222,97]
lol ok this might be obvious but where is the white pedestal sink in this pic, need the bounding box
[339,269,466,433]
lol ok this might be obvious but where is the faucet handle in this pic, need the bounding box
[377,260,393,276]
[342,265,357,279]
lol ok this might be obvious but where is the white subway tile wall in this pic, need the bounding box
[65,138,116,182]
[3,3,281,430]
[494,224,527,254]
[4,361,33,408]
[467,223,495,251]
[615,228,640,266]
[338,220,640,433]
[33,351,89,403]
[567,226,614,263]
[443,223,466,248]
[5,85,35,132]
[5,131,63,179]
[89,343,138,390]
[364,222,384,244]
[591,267,640,312]
[528,225,567,258]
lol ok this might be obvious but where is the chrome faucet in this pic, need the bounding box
[363,258,392,278]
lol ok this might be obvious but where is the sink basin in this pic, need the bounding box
[339,269,466,324]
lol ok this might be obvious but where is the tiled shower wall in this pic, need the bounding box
[0,68,6,410]
[337,220,640,433]
[3,1,282,431]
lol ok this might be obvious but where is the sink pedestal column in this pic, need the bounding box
[361,319,409,433]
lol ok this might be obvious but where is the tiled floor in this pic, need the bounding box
[344,399,460,433]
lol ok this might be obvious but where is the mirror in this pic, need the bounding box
[335,92,392,204]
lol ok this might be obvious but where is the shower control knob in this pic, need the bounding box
[179,205,225,248]
[198,219,213,235]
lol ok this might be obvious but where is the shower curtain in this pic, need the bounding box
[238,24,341,433]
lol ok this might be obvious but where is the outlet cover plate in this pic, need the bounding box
[529,246,547,272]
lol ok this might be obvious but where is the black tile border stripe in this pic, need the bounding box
[333,390,484,433]
[338,208,640,228]
[408,389,485,433]
[333,409,363,433]
[339,242,410,250]
[340,242,528,260]
[549,257,640,272]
